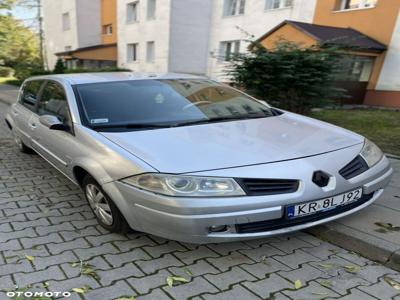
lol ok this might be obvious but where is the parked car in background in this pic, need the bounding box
[4,73,393,243]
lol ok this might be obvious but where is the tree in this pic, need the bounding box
[0,14,41,79]
[53,58,66,74]
[0,15,40,66]
[227,41,345,114]
[0,0,16,9]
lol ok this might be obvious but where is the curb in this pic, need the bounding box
[306,224,400,272]
[0,98,10,105]
[386,153,400,160]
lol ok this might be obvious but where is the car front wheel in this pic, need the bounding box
[82,175,130,233]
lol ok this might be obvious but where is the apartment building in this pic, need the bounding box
[44,0,316,76]
[117,0,212,74]
[43,0,118,70]
[256,0,400,107]
[43,0,399,106]
[207,0,317,80]
[115,0,317,78]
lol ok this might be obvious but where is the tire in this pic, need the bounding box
[82,174,130,233]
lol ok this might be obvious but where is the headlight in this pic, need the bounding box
[360,139,383,167]
[122,174,246,197]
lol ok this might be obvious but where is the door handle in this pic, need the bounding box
[12,110,18,116]
[29,123,36,129]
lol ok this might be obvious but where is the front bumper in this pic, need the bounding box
[102,148,393,244]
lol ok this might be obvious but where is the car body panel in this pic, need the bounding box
[100,111,364,173]
[102,151,392,243]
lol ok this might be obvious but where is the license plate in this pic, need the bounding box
[287,188,363,219]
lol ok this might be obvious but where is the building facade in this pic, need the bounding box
[117,0,213,74]
[44,0,317,76]
[313,0,400,107]
[43,0,118,70]
[115,0,317,78]
[207,0,317,80]
[43,0,399,107]
[256,0,400,107]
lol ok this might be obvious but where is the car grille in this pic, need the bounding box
[236,192,374,234]
[339,155,369,179]
[235,178,299,196]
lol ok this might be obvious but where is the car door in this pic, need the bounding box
[11,80,44,147]
[29,80,75,176]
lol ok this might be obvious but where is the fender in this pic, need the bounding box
[72,157,116,186]
[5,112,15,130]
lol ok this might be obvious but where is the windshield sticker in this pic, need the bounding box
[90,118,109,124]
[155,93,165,103]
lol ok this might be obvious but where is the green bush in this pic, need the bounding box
[0,66,14,77]
[53,58,66,74]
[228,41,346,114]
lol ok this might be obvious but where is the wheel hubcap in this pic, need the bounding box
[85,184,113,226]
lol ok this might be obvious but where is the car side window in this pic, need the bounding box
[20,80,43,111]
[38,81,72,130]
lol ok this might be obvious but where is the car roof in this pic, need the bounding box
[26,72,208,85]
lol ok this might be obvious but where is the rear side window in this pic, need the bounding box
[38,81,72,127]
[20,80,43,111]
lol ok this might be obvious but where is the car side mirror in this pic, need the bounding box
[39,115,67,131]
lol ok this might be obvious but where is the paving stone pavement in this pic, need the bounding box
[0,101,400,300]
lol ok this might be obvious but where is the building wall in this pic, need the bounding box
[207,0,317,81]
[76,0,102,48]
[43,0,102,69]
[168,0,213,74]
[259,23,317,49]
[313,0,399,45]
[313,0,400,91]
[72,46,118,61]
[117,0,172,73]
[102,0,118,44]
[376,12,400,92]
[43,0,79,69]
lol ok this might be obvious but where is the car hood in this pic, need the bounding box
[100,112,364,174]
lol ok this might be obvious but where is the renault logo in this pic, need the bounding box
[312,171,331,187]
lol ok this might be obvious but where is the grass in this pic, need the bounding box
[0,77,15,84]
[310,109,400,156]
[0,77,21,86]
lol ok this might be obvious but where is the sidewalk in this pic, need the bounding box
[308,158,400,271]
[0,83,19,105]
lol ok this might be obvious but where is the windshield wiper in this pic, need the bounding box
[91,123,172,130]
[172,114,269,127]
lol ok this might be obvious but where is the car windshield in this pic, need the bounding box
[74,79,276,131]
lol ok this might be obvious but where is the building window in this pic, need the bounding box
[340,0,377,10]
[223,0,246,16]
[103,24,113,35]
[64,46,72,51]
[265,0,293,10]
[146,41,155,62]
[127,1,139,23]
[338,55,374,82]
[127,43,139,62]
[62,12,70,31]
[220,41,240,62]
[147,0,156,20]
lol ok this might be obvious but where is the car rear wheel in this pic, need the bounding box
[82,175,130,233]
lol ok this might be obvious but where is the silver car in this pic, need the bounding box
[5,73,393,244]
